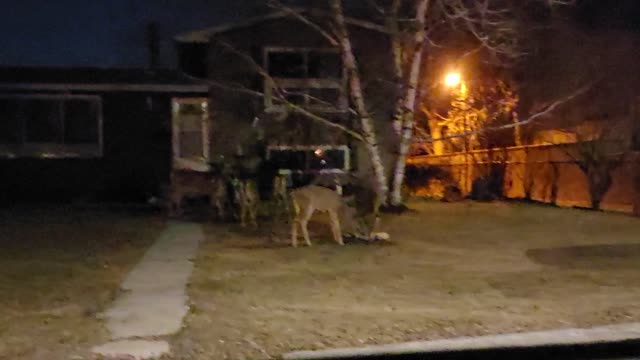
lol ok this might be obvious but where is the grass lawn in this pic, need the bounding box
[171,201,640,360]
[0,205,165,359]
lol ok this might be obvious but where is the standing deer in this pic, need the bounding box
[290,185,377,247]
[210,176,228,221]
[231,178,259,227]
[168,171,227,218]
[272,174,290,219]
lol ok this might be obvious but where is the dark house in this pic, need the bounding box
[174,10,397,189]
[0,67,208,202]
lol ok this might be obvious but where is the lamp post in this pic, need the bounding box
[444,71,470,193]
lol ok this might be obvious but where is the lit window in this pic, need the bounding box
[266,145,350,174]
[172,98,210,171]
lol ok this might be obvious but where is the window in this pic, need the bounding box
[171,98,210,172]
[264,47,346,112]
[268,52,306,78]
[0,95,102,158]
[266,145,350,174]
[65,99,99,144]
[307,51,342,79]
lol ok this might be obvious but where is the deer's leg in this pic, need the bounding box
[300,220,311,247]
[209,194,218,220]
[329,210,344,245]
[214,200,224,221]
[170,193,183,218]
[218,200,226,221]
[240,204,247,227]
[300,205,314,247]
[282,196,290,218]
[291,219,300,247]
[167,196,176,217]
[250,202,258,227]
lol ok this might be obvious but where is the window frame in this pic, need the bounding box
[0,94,103,158]
[263,47,348,113]
[171,97,211,172]
[266,144,351,175]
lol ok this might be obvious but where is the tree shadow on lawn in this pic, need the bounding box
[526,243,640,269]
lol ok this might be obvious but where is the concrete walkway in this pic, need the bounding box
[92,222,203,359]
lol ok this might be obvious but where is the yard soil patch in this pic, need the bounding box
[0,206,165,359]
[170,201,640,360]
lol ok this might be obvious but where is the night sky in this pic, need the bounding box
[0,0,265,67]
[0,0,639,68]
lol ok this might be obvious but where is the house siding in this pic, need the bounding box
[0,91,186,202]
[194,16,397,186]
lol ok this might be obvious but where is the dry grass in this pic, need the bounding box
[0,205,165,359]
[171,201,640,360]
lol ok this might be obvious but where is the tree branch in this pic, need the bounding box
[208,39,364,141]
[415,82,593,144]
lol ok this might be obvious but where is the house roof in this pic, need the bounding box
[175,8,387,43]
[0,67,209,93]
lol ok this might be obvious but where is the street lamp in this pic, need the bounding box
[444,71,467,95]
[444,72,461,88]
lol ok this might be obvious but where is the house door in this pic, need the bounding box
[171,97,210,172]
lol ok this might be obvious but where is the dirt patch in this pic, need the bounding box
[0,206,164,359]
[527,243,640,269]
[169,201,640,359]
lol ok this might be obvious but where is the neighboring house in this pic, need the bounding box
[174,10,396,188]
[0,67,207,201]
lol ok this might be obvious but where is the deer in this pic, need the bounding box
[231,177,259,227]
[168,171,197,217]
[210,175,229,221]
[168,171,228,219]
[290,184,379,247]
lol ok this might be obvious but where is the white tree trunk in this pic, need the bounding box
[390,0,430,206]
[388,0,405,136]
[331,0,389,204]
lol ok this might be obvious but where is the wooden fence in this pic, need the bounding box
[407,144,640,214]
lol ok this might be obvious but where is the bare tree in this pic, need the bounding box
[418,77,519,154]
[519,23,639,210]
[204,0,575,208]
[385,0,572,206]
[564,120,630,210]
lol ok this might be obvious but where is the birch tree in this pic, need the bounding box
[330,0,390,203]
[389,0,430,206]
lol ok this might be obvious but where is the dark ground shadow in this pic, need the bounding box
[527,243,640,269]
[226,235,395,250]
[228,241,292,250]
[306,339,640,360]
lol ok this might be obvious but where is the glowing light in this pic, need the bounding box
[444,72,462,87]
[314,148,323,157]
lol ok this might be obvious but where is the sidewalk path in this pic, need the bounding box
[92,222,203,359]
